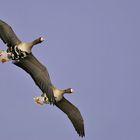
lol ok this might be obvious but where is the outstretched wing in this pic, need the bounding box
[13,53,55,104]
[0,19,21,47]
[55,97,85,137]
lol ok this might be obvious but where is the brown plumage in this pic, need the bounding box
[55,97,85,137]
[0,19,85,137]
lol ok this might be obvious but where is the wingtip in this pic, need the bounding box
[79,131,85,138]
[77,128,85,138]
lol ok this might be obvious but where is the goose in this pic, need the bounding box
[0,19,55,103]
[34,87,74,105]
[0,19,85,137]
[0,19,44,53]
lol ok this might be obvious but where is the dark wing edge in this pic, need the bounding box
[13,53,55,104]
[55,97,85,137]
[0,19,21,47]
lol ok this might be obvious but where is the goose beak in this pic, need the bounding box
[0,59,7,63]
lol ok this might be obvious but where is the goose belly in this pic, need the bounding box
[17,43,31,53]
[53,88,63,102]
[43,90,63,104]
[7,46,29,60]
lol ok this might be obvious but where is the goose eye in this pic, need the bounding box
[44,97,47,101]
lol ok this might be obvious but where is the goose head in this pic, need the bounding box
[34,96,45,105]
[0,50,11,63]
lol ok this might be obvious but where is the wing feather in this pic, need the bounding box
[13,53,55,104]
[0,19,21,47]
[55,97,85,137]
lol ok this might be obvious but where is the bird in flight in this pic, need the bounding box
[0,19,85,137]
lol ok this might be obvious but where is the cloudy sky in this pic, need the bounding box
[0,0,140,140]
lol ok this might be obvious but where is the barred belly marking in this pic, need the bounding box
[7,46,29,60]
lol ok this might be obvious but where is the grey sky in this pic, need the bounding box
[0,0,139,140]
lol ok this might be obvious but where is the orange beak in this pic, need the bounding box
[1,59,7,63]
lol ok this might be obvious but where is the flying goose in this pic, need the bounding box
[0,20,44,53]
[0,19,55,103]
[14,54,85,137]
[0,19,85,137]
